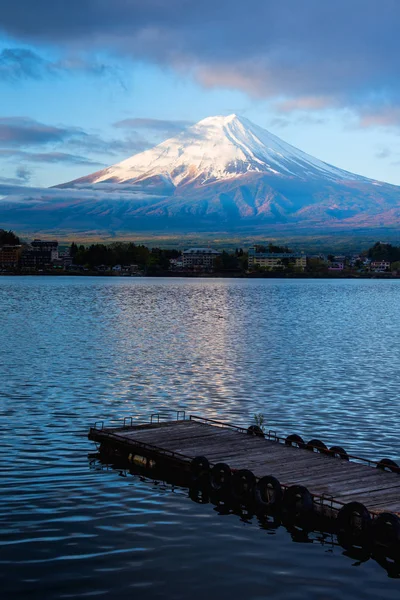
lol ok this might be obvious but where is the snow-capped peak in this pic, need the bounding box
[68,114,362,187]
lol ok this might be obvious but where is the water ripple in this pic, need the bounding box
[1,276,400,599]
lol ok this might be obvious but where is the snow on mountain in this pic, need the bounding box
[65,114,363,188]
[2,114,400,237]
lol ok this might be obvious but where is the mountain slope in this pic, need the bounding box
[64,114,363,188]
[1,114,400,238]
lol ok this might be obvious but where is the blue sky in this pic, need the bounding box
[1,0,400,188]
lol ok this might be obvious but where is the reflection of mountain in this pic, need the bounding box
[1,114,400,237]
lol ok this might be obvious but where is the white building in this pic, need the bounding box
[182,248,221,271]
[371,260,391,272]
[248,247,307,270]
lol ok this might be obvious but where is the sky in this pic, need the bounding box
[1,0,400,188]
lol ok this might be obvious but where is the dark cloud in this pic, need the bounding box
[0,148,105,165]
[15,165,31,182]
[26,152,105,166]
[0,116,143,154]
[114,118,192,137]
[0,115,150,166]
[0,48,47,80]
[0,117,81,146]
[0,175,24,185]
[0,164,31,185]
[0,0,400,116]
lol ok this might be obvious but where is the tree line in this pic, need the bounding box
[0,229,20,245]
[367,242,400,262]
[70,242,180,271]
[70,242,248,272]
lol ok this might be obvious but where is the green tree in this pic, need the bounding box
[391,261,400,272]
[0,229,20,245]
[367,242,400,262]
[70,242,78,258]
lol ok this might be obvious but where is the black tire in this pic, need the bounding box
[210,462,231,492]
[329,446,349,461]
[255,475,283,511]
[189,486,209,505]
[231,469,256,502]
[285,434,305,449]
[190,456,210,486]
[372,512,400,551]
[282,485,313,518]
[247,425,265,437]
[377,458,400,473]
[306,439,328,454]
[337,502,371,537]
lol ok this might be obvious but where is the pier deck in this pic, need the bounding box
[89,416,400,518]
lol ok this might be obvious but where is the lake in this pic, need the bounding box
[1,276,400,599]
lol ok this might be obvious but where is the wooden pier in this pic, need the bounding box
[89,414,400,545]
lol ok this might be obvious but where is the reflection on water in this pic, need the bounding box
[1,276,400,599]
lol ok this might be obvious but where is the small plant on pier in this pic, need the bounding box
[253,412,265,432]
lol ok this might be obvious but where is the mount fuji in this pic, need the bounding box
[1,114,400,239]
[64,114,362,187]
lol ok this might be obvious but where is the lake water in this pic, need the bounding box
[1,276,400,599]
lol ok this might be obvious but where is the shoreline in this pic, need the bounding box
[1,270,399,280]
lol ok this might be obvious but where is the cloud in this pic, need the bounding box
[0,182,158,203]
[15,165,31,182]
[0,47,124,84]
[0,115,150,173]
[376,148,392,160]
[0,175,25,185]
[64,132,150,157]
[268,113,327,130]
[0,164,31,185]
[114,117,192,137]
[1,0,400,115]
[0,48,48,80]
[0,116,145,156]
[357,106,400,129]
[274,96,334,113]
[0,148,106,165]
[0,117,81,147]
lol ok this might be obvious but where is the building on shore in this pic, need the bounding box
[182,248,221,271]
[0,245,23,268]
[328,256,346,271]
[370,260,391,272]
[169,257,183,271]
[21,239,59,269]
[248,247,307,271]
[31,240,59,261]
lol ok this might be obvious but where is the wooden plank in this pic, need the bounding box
[119,428,236,447]
[95,418,400,518]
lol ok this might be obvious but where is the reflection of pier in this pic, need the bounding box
[89,414,400,555]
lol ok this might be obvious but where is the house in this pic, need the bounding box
[0,245,22,267]
[328,255,346,271]
[371,260,391,272]
[169,257,183,270]
[182,248,221,271]
[248,247,307,270]
[126,264,140,274]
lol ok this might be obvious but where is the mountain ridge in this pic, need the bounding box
[61,114,366,189]
[1,114,400,238]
